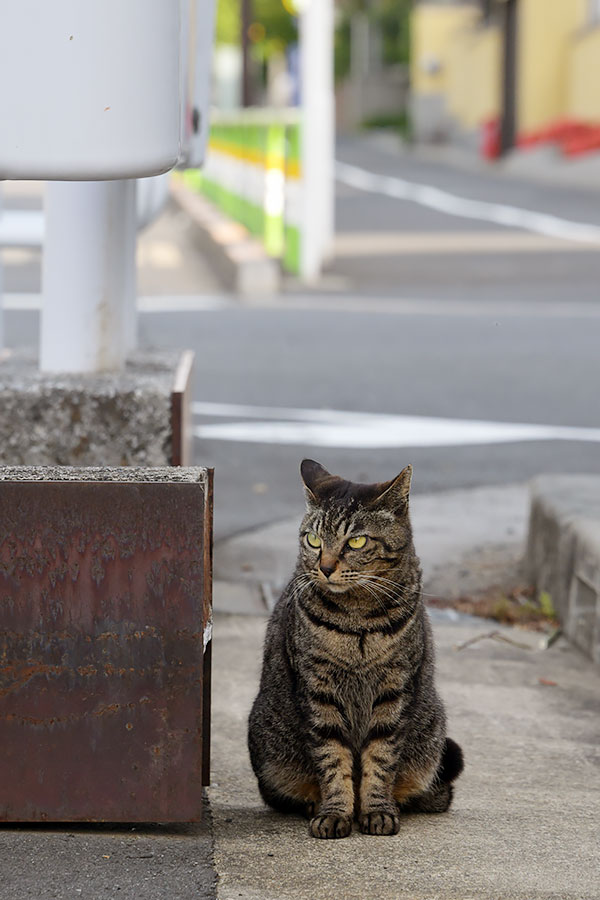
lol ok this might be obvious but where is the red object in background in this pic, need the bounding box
[562,127,600,157]
[517,118,600,157]
[481,117,501,160]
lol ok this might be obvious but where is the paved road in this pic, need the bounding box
[2,139,600,538]
[141,300,600,538]
[319,136,600,302]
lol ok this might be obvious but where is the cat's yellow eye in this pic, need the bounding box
[306,532,322,549]
[348,535,367,550]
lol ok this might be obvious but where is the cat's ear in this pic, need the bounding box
[300,459,331,504]
[371,465,412,512]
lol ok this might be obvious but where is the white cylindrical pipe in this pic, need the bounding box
[123,179,138,355]
[0,185,4,350]
[41,180,136,373]
[300,0,335,281]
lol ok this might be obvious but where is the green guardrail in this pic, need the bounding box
[182,108,303,275]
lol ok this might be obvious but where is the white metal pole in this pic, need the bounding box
[123,179,138,354]
[300,0,335,282]
[40,180,137,373]
[0,184,4,350]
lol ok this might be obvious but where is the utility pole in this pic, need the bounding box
[500,0,518,154]
[299,0,335,280]
[241,0,253,106]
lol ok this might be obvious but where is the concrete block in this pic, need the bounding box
[170,179,280,297]
[0,349,193,467]
[526,475,600,663]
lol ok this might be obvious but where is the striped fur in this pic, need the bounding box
[248,460,463,839]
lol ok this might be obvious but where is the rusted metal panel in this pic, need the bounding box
[201,465,214,788]
[170,350,195,467]
[0,471,213,822]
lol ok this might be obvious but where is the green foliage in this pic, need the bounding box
[377,0,411,67]
[216,0,240,45]
[539,591,556,620]
[335,0,411,79]
[216,0,297,52]
[254,0,297,48]
[335,16,352,81]
[362,111,411,138]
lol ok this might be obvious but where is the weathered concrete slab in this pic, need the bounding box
[0,349,192,467]
[0,466,213,823]
[527,475,600,664]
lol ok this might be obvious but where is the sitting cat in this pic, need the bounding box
[248,459,463,839]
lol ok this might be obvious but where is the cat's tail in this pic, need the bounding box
[439,736,464,783]
[397,738,464,814]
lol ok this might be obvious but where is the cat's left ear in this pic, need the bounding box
[300,459,331,504]
[371,465,412,512]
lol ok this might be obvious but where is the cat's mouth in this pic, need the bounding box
[314,574,353,594]
[322,582,351,594]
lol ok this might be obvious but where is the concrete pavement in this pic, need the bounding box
[3,482,598,900]
[210,612,600,900]
[209,484,600,900]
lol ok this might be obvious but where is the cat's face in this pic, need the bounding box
[298,459,413,595]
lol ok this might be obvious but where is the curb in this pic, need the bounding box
[527,474,600,665]
[169,180,281,297]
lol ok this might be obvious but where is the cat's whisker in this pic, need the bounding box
[364,573,441,601]
[358,576,405,605]
[360,577,425,605]
[357,579,392,618]
[289,573,315,606]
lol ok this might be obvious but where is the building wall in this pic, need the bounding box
[568,23,600,122]
[517,0,582,133]
[410,2,482,139]
[446,22,502,130]
[410,3,478,98]
[411,0,599,144]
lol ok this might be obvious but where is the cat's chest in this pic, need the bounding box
[312,620,400,667]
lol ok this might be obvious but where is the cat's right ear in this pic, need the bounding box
[300,459,330,504]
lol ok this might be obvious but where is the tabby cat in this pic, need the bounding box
[248,459,464,839]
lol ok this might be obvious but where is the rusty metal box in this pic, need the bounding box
[0,466,213,823]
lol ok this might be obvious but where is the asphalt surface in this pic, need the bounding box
[2,136,600,542]
[326,137,600,301]
[1,820,216,900]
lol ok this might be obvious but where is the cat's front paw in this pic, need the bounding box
[309,813,353,839]
[359,810,400,836]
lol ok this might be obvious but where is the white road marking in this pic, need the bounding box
[0,293,233,312]
[192,402,600,449]
[136,295,233,312]
[4,292,600,319]
[335,160,600,245]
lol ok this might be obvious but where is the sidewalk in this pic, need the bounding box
[209,484,600,900]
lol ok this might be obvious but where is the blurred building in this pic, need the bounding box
[410,0,600,155]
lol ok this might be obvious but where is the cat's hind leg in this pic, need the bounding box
[255,761,320,819]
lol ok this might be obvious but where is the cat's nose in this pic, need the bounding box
[319,563,336,579]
